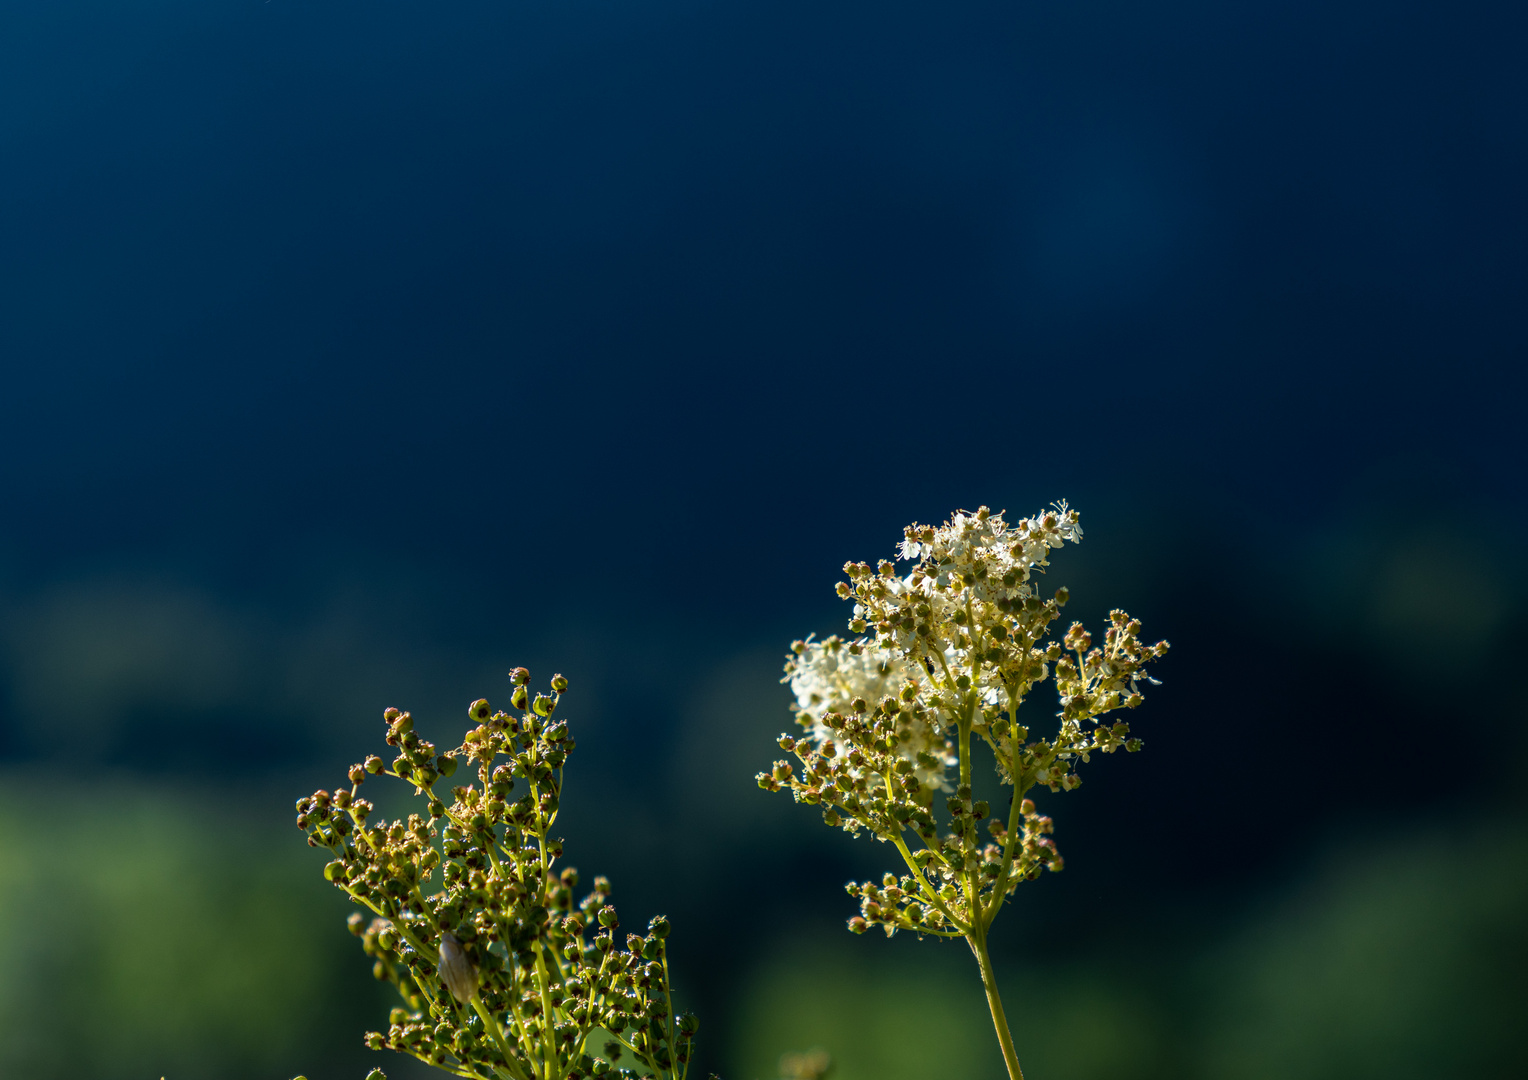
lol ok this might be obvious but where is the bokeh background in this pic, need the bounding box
[2,1,1525,1078]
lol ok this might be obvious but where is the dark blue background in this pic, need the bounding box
[2,2,1524,1078]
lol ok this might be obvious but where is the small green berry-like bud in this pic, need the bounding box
[532,693,556,717]
[511,686,529,711]
[366,1069,388,1080]
[848,916,868,934]
[383,708,400,723]
[468,699,492,722]
[509,667,531,685]
[551,673,568,692]
[364,755,384,774]
[1054,586,1069,605]
[437,754,458,777]
[649,915,671,939]
[598,905,618,928]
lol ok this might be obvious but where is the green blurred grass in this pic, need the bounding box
[0,778,388,1080]
[730,822,1528,1080]
[1,777,1521,1080]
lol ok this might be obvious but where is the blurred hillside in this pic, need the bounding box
[1,495,1522,1078]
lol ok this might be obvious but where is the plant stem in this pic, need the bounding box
[968,928,1024,1080]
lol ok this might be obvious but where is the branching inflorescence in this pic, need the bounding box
[757,504,1168,1080]
[297,669,703,1080]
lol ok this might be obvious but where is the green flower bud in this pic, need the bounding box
[511,686,529,711]
[532,693,555,717]
[551,673,568,692]
[648,915,671,939]
[437,754,458,777]
[509,667,531,685]
[468,699,492,722]
[366,1069,388,1080]
[598,905,618,928]
[364,755,384,774]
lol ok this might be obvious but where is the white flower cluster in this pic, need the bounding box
[837,504,1084,739]
[895,502,1082,576]
[784,635,955,791]
[765,501,1167,1080]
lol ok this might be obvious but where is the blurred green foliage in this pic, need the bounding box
[0,780,383,1080]
[0,773,1521,1080]
[730,821,1528,1080]
[731,939,1160,1080]
[733,939,1003,1080]
[1198,823,1528,1080]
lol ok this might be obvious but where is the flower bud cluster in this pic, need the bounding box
[763,505,1168,941]
[841,798,1059,936]
[299,670,701,1080]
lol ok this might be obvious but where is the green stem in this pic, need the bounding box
[968,928,1024,1080]
[473,996,532,1080]
[660,946,680,1080]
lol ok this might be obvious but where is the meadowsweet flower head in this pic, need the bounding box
[761,503,1168,940]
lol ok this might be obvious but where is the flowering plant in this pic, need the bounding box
[758,504,1168,1080]
[295,669,703,1080]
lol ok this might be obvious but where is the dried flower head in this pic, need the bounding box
[298,672,702,1080]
